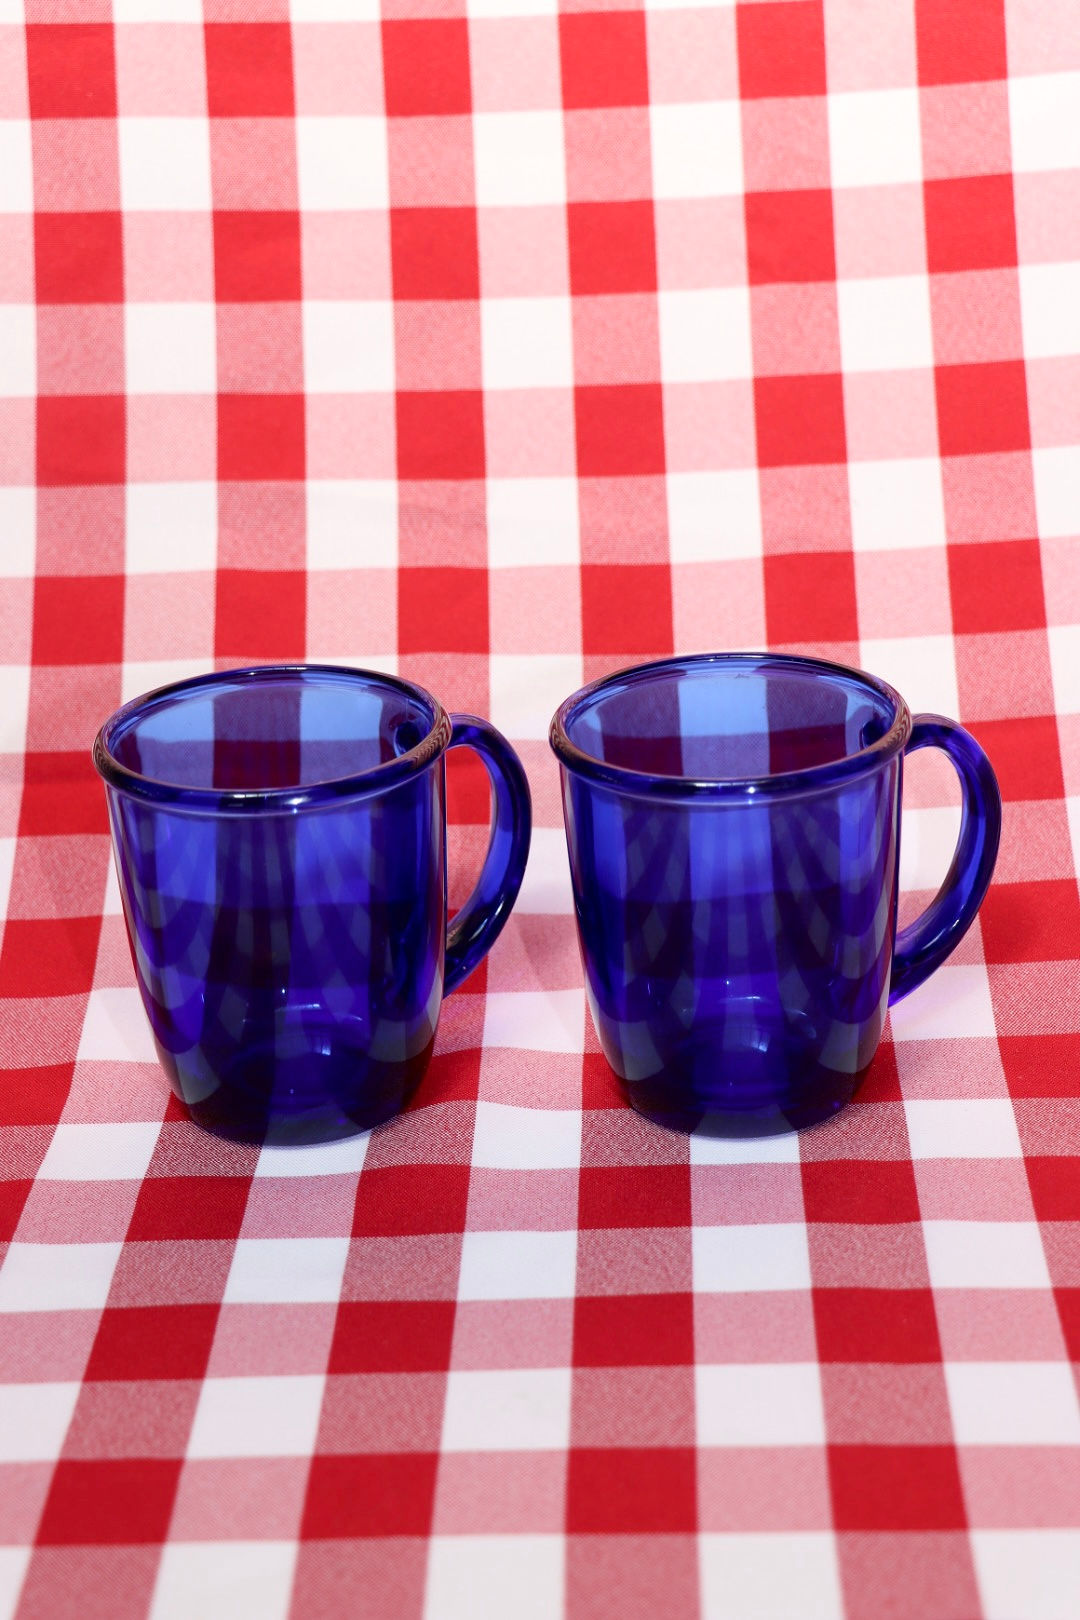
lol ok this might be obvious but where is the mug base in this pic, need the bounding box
[623,1084,859,1138]
[165,1030,433,1146]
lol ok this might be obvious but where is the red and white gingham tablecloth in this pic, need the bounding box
[1,0,1079,1615]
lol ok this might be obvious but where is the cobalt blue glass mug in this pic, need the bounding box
[551,653,1001,1136]
[94,665,531,1144]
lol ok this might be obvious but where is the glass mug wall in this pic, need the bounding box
[551,654,1001,1135]
[94,666,531,1144]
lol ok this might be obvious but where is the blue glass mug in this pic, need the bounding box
[551,653,1001,1135]
[94,665,531,1143]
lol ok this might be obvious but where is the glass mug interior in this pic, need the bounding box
[96,666,528,1144]
[553,654,998,1136]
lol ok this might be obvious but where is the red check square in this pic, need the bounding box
[560,13,649,110]
[329,1302,457,1374]
[578,1164,691,1229]
[948,539,1045,633]
[32,576,124,666]
[27,24,116,118]
[828,1445,967,1530]
[567,1448,697,1533]
[19,754,109,837]
[397,392,485,480]
[205,24,295,117]
[802,1159,921,1225]
[382,20,472,117]
[925,175,1018,273]
[1000,1034,1080,1098]
[575,386,665,477]
[737,1,827,100]
[746,191,836,285]
[966,716,1063,801]
[215,568,307,660]
[214,213,302,303]
[1026,1158,1080,1222]
[35,214,123,304]
[580,563,674,657]
[0,1064,74,1126]
[303,1455,438,1538]
[568,203,657,296]
[814,1288,943,1363]
[37,1460,182,1545]
[915,0,1007,85]
[754,375,846,467]
[573,1293,694,1367]
[979,880,1080,965]
[127,1177,252,1243]
[391,210,480,301]
[218,396,306,482]
[0,917,101,999]
[85,1306,220,1383]
[398,567,489,656]
[765,551,858,644]
[936,362,1030,457]
[0,1181,32,1242]
[38,398,125,488]
[352,1164,471,1237]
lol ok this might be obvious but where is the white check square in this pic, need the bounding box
[888,965,996,1044]
[483,988,585,1053]
[486,479,580,569]
[471,1102,580,1170]
[481,298,573,391]
[693,1224,812,1293]
[898,805,963,895]
[0,488,35,578]
[0,308,34,398]
[828,88,922,187]
[1033,447,1080,541]
[904,1099,1022,1160]
[187,1375,325,1458]
[126,484,217,575]
[923,1221,1051,1289]
[857,635,959,724]
[696,1364,825,1446]
[125,304,216,395]
[441,1368,572,1452]
[659,288,753,384]
[0,122,32,211]
[513,827,575,917]
[457,1230,577,1301]
[667,470,763,564]
[302,302,394,394]
[223,1238,351,1304]
[946,1363,1080,1446]
[37,1122,162,1182]
[296,116,389,211]
[119,117,212,211]
[1019,262,1080,360]
[306,480,397,571]
[0,668,30,755]
[1010,72,1080,172]
[651,102,743,200]
[848,459,946,553]
[972,1530,1080,1620]
[838,276,933,373]
[151,1541,299,1620]
[0,1243,122,1312]
[490,656,585,743]
[1049,626,1080,716]
[76,987,159,1064]
[0,1383,80,1463]
[474,111,566,207]
[424,1536,564,1620]
[700,1533,844,1620]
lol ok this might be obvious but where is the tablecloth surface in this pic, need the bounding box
[2,1,1079,1616]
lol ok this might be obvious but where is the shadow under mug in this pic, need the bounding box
[94,665,531,1144]
[551,652,1001,1136]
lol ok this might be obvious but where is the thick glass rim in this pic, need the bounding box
[549,651,913,801]
[93,663,453,814]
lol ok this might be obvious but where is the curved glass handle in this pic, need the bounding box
[889,714,1002,1004]
[444,716,532,993]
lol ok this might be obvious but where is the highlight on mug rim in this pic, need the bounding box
[93,663,454,816]
[550,651,914,803]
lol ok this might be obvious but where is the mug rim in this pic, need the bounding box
[549,651,913,801]
[93,663,454,814]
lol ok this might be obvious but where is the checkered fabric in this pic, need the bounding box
[2,0,1079,1615]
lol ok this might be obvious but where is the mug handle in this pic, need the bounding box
[889,714,1002,1004]
[443,715,532,993]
